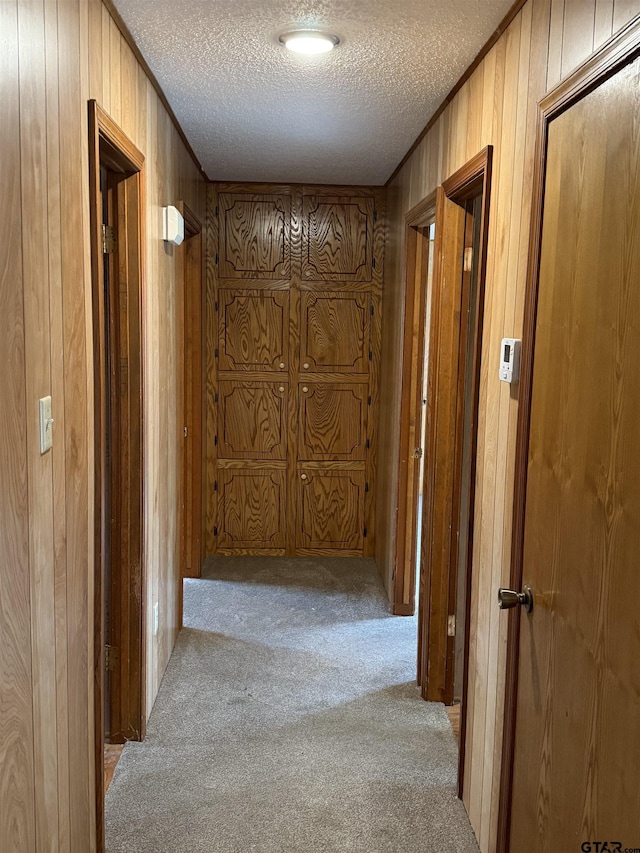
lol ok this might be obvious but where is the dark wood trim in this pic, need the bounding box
[89,99,146,853]
[496,18,640,853]
[417,147,493,799]
[392,191,437,616]
[101,0,209,182]
[386,0,527,186]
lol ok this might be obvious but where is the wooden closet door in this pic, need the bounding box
[213,188,293,555]
[209,185,383,556]
[295,192,379,554]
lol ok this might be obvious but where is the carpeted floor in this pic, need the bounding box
[106,557,479,853]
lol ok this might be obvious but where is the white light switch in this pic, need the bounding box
[39,396,54,454]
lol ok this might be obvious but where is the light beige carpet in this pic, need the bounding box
[106,556,479,853]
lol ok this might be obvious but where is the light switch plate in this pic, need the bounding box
[39,396,53,454]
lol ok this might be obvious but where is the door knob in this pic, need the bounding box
[497,586,533,613]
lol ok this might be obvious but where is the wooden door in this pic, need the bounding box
[503,49,640,853]
[209,185,383,556]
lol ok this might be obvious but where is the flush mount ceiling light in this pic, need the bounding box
[279,30,340,55]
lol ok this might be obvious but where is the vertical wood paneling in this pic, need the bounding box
[613,0,640,29]
[0,2,37,851]
[18,3,60,850]
[594,0,615,46]
[43,1,71,847]
[378,1,640,851]
[547,0,566,89]
[561,0,596,76]
[57,0,92,845]
[3,0,206,850]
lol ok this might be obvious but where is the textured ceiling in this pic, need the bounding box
[112,0,515,185]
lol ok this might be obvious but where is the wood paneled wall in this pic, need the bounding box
[0,1,206,850]
[376,2,640,851]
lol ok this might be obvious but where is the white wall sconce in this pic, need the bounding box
[163,205,184,245]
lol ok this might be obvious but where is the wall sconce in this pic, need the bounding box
[163,205,184,245]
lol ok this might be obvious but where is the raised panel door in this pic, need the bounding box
[218,289,289,372]
[300,292,370,372]
[302,196,374,282]
[219,193,291,280]
[296,469,365,551]
[218,381,287,460]
[298,383,367,461]
[218,469,286,551]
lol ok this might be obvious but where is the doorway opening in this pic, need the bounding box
[393,194,438,617]
[414,148,493,794]
[88,100,145,851]
[177,202,204,624]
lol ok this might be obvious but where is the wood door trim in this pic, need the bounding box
[392,190,437,616]
[496,18,640,853]
[418,147,493,799]
[88,99,146,853]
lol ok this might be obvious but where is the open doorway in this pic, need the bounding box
[88,101,145,851]
[417,148,492,794]
[393,193,438,618]
[177,202,204,626]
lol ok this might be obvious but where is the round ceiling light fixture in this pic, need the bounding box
[279,30,340,55]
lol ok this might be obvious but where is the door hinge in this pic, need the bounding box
[215,301,219,312]
[214,348,219,359]
[215,205,219,217]
[413,447,423,459]
[365,482,369,492]
[363,527,368,538]
[215,252,219,265]
[105,644,120,672]
[214,392,219,403]
[366,438,370,450]
[102,224,116,254]
[447,615,456,637]
[183,426,188,438]
[214,480,218,492]
[214,435,218,447]
[213,526,218,536]
[368,351,373,362]
[463,247,473,273]
[372,257,376,270]
[373,209,378,223]
[367,395,372,406]
[370,304,374,316]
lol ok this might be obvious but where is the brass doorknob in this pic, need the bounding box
[498,586,533,613]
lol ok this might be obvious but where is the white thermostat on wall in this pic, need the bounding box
[499,338,521,384]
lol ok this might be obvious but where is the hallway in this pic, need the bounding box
[105,558,478,852]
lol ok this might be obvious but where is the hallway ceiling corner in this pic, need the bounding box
[111,0,515,185]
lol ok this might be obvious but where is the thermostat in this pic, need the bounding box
[499,338,521,384]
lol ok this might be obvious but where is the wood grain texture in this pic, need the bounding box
[1,0,207,850]
[300,292,370,372]
[377,2,640,850]
[302,196,374,282]
[219,193,290,279]
[217,470,286,551]
[218,290,289,371]
[208,184,384,557]
[298,384,368,461]
[0,4,37,851]
[510,53,640,852]
[218,382,288,459]
[296,470,365,551]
